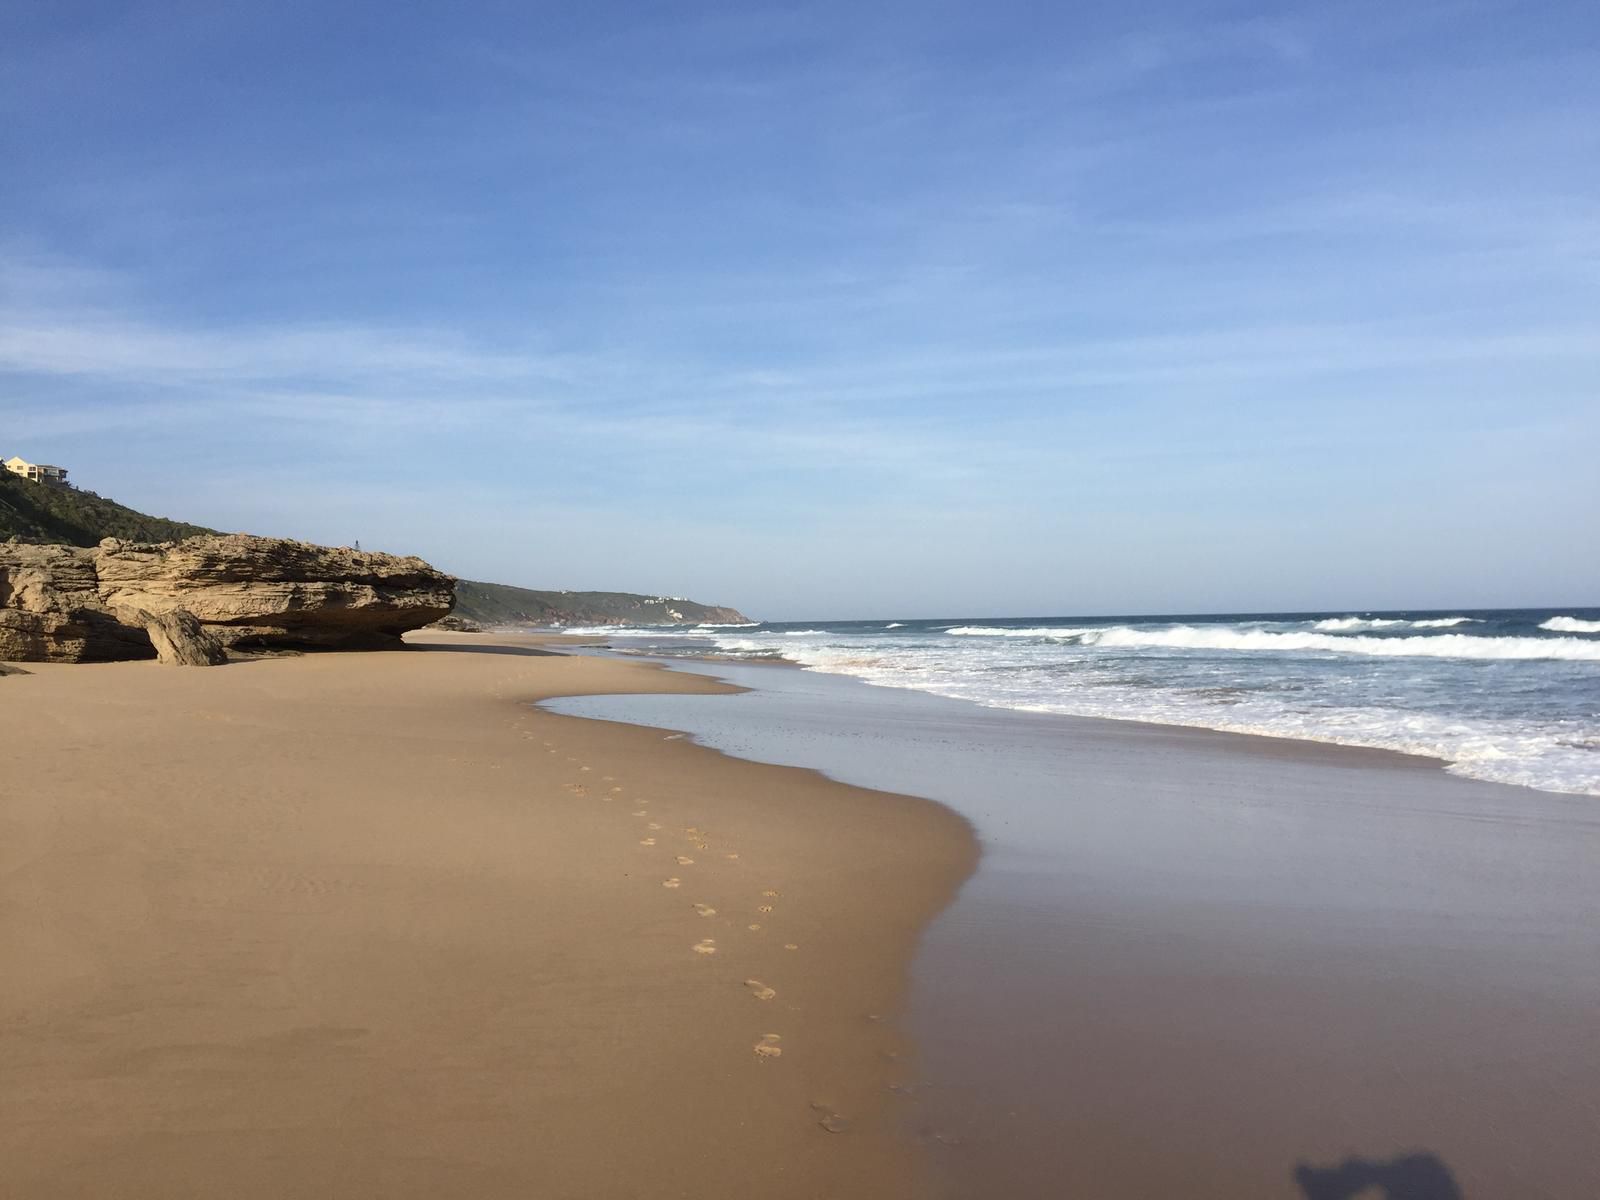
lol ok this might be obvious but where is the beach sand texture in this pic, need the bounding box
[0,635,975,1199]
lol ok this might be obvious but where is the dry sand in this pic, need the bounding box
[0,633,976,1199]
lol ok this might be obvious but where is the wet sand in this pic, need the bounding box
[551,655,1600,1199]
[0,633,976,1199]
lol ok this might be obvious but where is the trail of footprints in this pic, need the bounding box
[539,734,913,1136]
[549,740,808,1068]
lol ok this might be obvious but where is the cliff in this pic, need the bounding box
[1,535,454,664]
[454,579,753,628]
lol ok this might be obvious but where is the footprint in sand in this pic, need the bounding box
[601,775,615,782]
[762,890,780,898]
[725,853,740,861]
[784,944,799,951]
[757,905,773,914]
[811,1103,850,1134]
[693,939,717,956]
[748,924,762,931]
[610,786,624,794]
[744,979,776,1001]
[676,856,695,866]
[662,878,681,889]
[639,838,657,846]
[579,766,591,772]
[632,811,649,818]
[753,1034,783,1059]
[693,903,717,917]
[647,822,662,830]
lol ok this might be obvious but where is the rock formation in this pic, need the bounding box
[0,535,454,665]
[118,607,229,667]
[427,614,484,633]
[0,541,155,662]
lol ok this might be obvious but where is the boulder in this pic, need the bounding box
[0,535,455,664]
[118,606,229,666]
[427,614,484,633]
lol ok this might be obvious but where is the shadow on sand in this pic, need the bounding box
[1295,1153,1463,1200]
[409,642,563,658]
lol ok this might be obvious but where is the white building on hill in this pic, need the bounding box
[3,456,70,485]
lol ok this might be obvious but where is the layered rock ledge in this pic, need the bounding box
[1,535,455,664]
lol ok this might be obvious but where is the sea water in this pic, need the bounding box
[553,609,1600,796]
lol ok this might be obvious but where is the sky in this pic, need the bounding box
[2,0,1596,619]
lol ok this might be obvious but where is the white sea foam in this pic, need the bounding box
[748,637,1599,795]
[1312,616,1406,631]
[946,625,1101,639]
[560,615,1600,795]
[1311,616,1477,631]
[1077,626,1600,661]
[885,622,906,628]
[947,623,1600,661]
[1542,616,1600,634]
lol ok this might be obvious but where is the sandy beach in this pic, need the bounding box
[0,634,976,1199]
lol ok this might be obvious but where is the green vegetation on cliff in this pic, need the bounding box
[454,579,753,628]
[0,473,218,546]
[0,472,750,627]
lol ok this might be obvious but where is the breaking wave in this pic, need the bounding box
[565,609,1599,796]
[1313,616,1477,631]
[948,625,1600,661]
[946,625,1100,639]
[1542,616,1600,634]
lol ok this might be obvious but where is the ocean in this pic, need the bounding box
[554,608,1600,796]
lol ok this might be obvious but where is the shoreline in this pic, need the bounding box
[533,611,1600,799]
[549,634,1465,782]
[1,634,977,1198]
[549,650,1600,1198]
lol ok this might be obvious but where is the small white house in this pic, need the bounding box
[3,456,69,485]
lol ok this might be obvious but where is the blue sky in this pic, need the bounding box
[2,0,1596,618]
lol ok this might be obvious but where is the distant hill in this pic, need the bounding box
[0,472,217,546]
[454,578,753,628]
[1,471,751,627]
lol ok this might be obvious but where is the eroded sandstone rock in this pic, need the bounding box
[0,535,454,664]
[118,606,229,667]
[0,543,154,663]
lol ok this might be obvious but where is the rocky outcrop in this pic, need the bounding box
[427,614,484,633]
[0,535,454,664]
[94,535,455,652]
[0,542,156,662]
